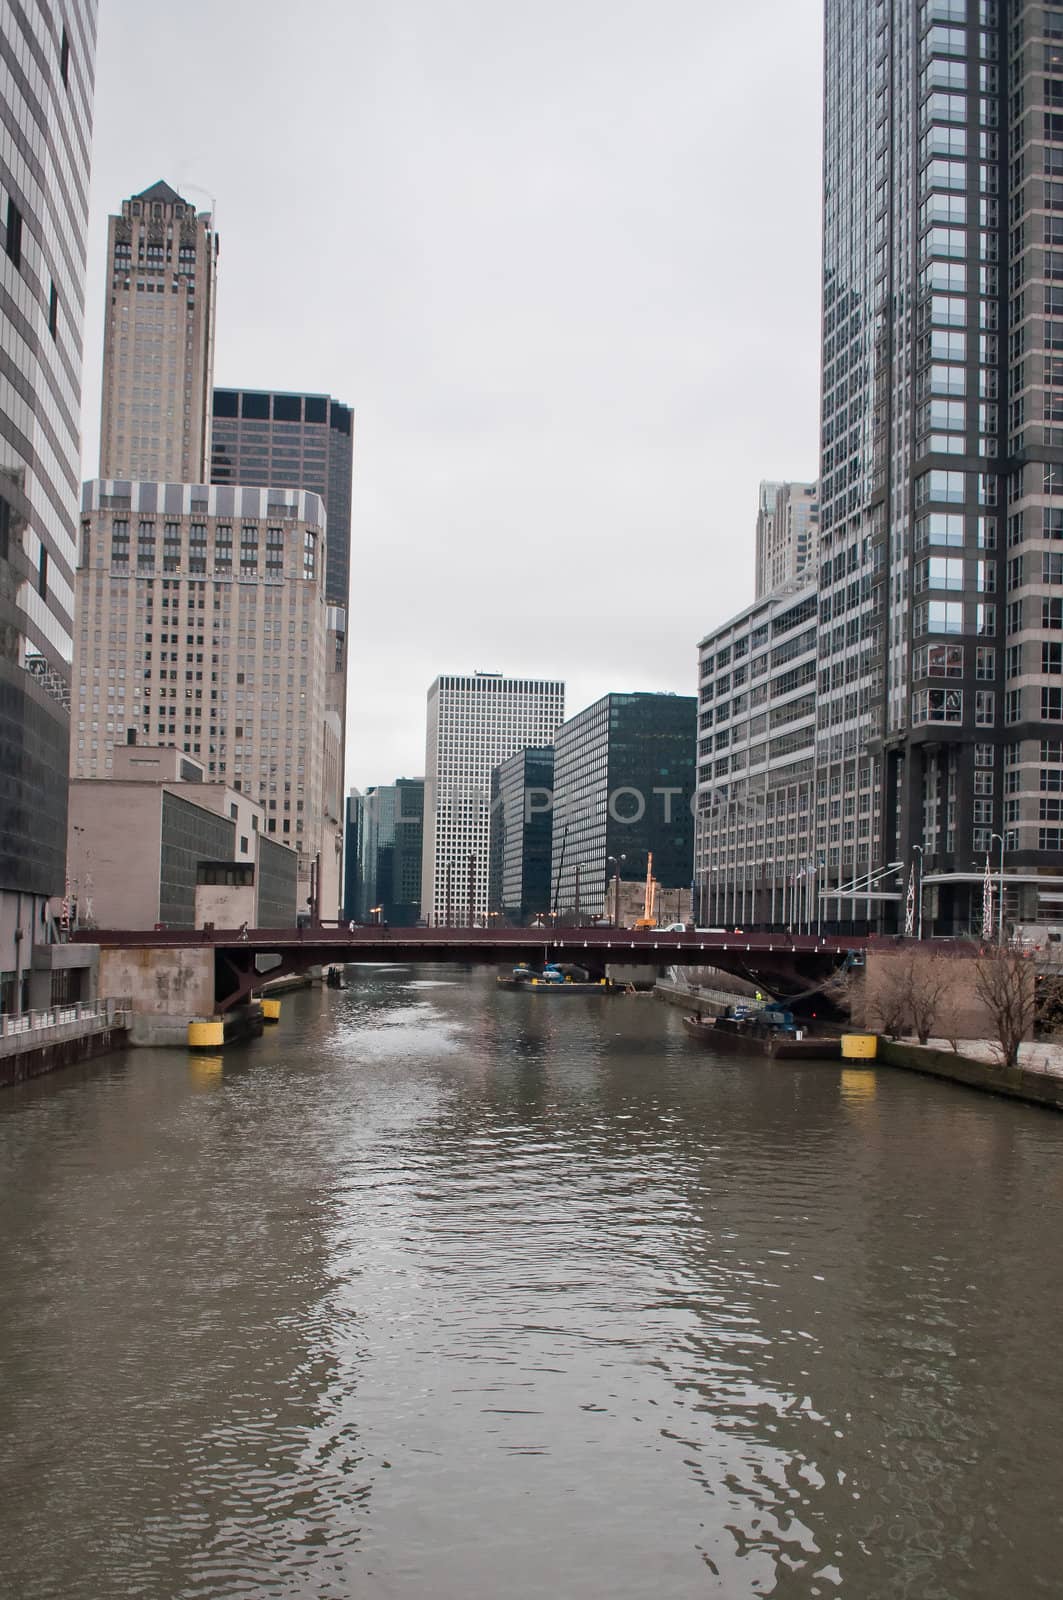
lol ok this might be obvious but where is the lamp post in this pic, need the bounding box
[912,844,924,941]
[989,831,1006,946]
[607,854,626,927]
[370,904,383,926]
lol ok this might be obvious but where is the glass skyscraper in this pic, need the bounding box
[0,1,97,1011]
[703,0,1063,936]
[488,747,555,924]
[551,692,697,920]
[210,390,353,609]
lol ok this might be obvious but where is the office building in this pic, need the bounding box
[211,390,354,608]
[211,388,355,864]
[422,674,565,925]
[98,181,218,483]
[73,482,341,916]
[755,480,819,599]
[67,743,298,929]
[0,2,98,1013]
[343,789,364,922]
[550,692,696,920]
[488,748,555,924]
[694,582,820,928]
[690,2,1063,937]
[349,777,424,924]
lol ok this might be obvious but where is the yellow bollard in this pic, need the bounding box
[261,998,281,1023]
[841,1033,878,1060]
[188,1019,224,1050]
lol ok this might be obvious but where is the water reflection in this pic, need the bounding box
[0,969,1061,1598]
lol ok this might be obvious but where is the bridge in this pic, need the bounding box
[79,925,877,1014]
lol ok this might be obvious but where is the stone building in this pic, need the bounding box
[67,744,298,930]
[754,480,819,600]
[73,482,341,917]
[98,181,218,484]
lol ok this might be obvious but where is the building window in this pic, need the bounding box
[913,688,963,725]
[48,282,58,338]
[975,690,995,726]
[60,26,70,84]
[5,197,22,268]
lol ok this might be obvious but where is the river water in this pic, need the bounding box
[1,969,1061,1599]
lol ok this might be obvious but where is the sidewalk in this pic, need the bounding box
[906,1037,1063,1080]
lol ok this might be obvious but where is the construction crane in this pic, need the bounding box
[634,852,658,930]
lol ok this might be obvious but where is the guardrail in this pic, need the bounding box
[0,998,132,1041]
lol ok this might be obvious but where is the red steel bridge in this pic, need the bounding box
[78,925,881,1013]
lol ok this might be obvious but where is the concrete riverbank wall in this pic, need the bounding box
[0,1002,131,1089]
[879,1040,1063,1113]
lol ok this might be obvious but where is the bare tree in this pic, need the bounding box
[865,949,952,1044]
[822,963,863,1025]
[973,943,1037,1070]
[865,954,911,1040]
[905,951,953,1046]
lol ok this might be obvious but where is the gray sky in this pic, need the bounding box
[82,0,823,790]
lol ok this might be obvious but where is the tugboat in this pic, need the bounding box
[683,1002,840,1060]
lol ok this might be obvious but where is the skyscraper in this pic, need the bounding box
[550,693,696,920]
[0,1,98,1011]
[349,778,424,924]
[73,484,337,915]
[422,674,564,925]
[210,390,354,607]
[694,1,1063,937]
[813,0,1045,934]
[98,181,218,483]
[211,389,354,866]
[755,480,820,598]
[488,747,555,924]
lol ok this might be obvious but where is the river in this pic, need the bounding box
[0,968,1061,1598]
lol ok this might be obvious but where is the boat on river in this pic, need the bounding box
[683,1006,841,1061]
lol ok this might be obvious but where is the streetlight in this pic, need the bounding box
[606,854,626,927]
[370,904,383,926]
[988,832,1006,946]
[912,844,924,941]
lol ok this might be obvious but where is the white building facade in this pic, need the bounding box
[421,673,565,925]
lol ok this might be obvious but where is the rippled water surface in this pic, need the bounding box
[1,969,1062,1598]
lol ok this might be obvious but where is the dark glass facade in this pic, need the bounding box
[343,791,364,921]
[347,779,424,923]
[488,747,554,923]
[551,693,697,918]
[257,834,299,926]
[210,389,354,608]
[159,791,234,927]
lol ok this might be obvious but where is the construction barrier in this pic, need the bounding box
[841,1033,878,1060]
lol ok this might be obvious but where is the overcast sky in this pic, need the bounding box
[82,0,824,790]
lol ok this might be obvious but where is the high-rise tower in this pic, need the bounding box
[421,674,564,925]
[0,1,98,1009]
[210,389,355,884]
[812,0,1063,932]
[98,181,218,483]
[755,480,819,598]
[210,390,354,608]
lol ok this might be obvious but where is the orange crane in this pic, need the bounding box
[634,852,658,929]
